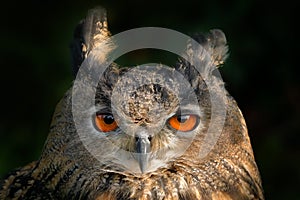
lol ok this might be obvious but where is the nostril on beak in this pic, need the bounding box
[135,136,139,142]
[135,135,152,142]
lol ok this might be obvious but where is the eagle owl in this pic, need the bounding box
[0,7,264,200]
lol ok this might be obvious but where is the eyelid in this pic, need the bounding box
[175,109,201,116]
[95,109,112,115]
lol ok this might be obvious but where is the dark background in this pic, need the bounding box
[0,0,298,199]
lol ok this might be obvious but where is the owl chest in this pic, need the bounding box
[93,171,205,200]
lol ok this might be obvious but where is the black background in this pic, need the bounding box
[0,0,299,199]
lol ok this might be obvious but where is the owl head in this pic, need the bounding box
[43,7,234,176]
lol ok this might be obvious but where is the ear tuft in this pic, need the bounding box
[175,29,229,87]
[193,29,229,67]
[70,7,111,77]
[207,29,229,66]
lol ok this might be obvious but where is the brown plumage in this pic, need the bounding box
[0,7,264,200]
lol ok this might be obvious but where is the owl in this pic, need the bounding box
[0,7,264,200]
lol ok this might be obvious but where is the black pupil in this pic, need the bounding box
[177,115,189,123]
[104,115,115,124]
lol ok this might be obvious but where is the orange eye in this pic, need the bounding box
[94,114,118,132]
[168,115,199,132]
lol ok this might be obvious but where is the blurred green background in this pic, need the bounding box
[0,0,298,199]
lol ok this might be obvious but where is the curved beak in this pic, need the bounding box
[135,133,151,173]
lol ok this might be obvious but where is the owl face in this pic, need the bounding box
[68,23,227,176]
[74,64,206,174]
